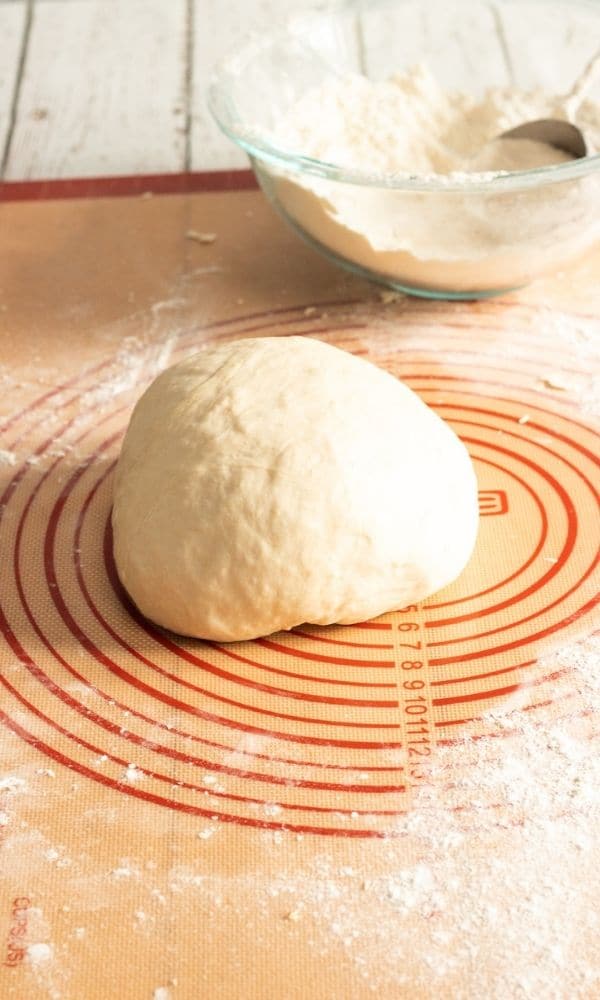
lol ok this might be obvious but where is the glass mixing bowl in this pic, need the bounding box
[209,0,600,300]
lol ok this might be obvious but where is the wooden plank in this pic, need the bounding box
[4,0,188,180]
[358,2,512,91]
[493,2,600,94]
[191,0,313,172]
[0,1,27,173]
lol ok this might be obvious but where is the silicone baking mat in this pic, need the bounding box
[0,187,599,998]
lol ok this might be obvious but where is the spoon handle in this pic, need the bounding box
[565,47,600,115]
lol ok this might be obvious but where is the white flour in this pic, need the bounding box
[2,636,597,998]
[271,65,598,178]
[266,66,600,292]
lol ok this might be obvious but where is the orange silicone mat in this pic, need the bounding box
[0,188,599,999]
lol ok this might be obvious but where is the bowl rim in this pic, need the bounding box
[208,0,600,194]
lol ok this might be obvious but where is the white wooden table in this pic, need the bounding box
[0,0,598,184]
[0,0,305,182]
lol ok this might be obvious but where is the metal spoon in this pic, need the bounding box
[492,48,600,162]
[499,118,587,160]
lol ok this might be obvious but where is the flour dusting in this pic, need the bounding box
[26,942,53,964]
[144,635,598,998]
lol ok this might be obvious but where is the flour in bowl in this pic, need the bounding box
[264,65,600,293]
[271,64,600,178]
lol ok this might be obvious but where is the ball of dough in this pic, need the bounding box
[112,336,478,641]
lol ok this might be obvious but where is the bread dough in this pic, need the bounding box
[112,336,478,641]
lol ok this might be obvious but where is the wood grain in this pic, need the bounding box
[190,0,306,172]
[358,2,512,89]
[1,0,599,181]
[0,1,27,173]
[493,2,600,93]
[3,0,188,180]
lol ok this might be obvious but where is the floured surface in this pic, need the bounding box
[0,190,599,998]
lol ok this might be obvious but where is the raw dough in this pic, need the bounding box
[112,337,478,641]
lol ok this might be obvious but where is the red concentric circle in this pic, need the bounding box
[1,302,598,836]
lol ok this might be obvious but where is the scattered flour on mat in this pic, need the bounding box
[26,942,53,964]
[110,863,140,880]
[0,630,596,996]
[0,776,28,794]
[197,827,217,840]
[123,762,143,783]
[164,637,598,999]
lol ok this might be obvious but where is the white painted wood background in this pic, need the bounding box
[0,0,598,181]
[0,0,306,180]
